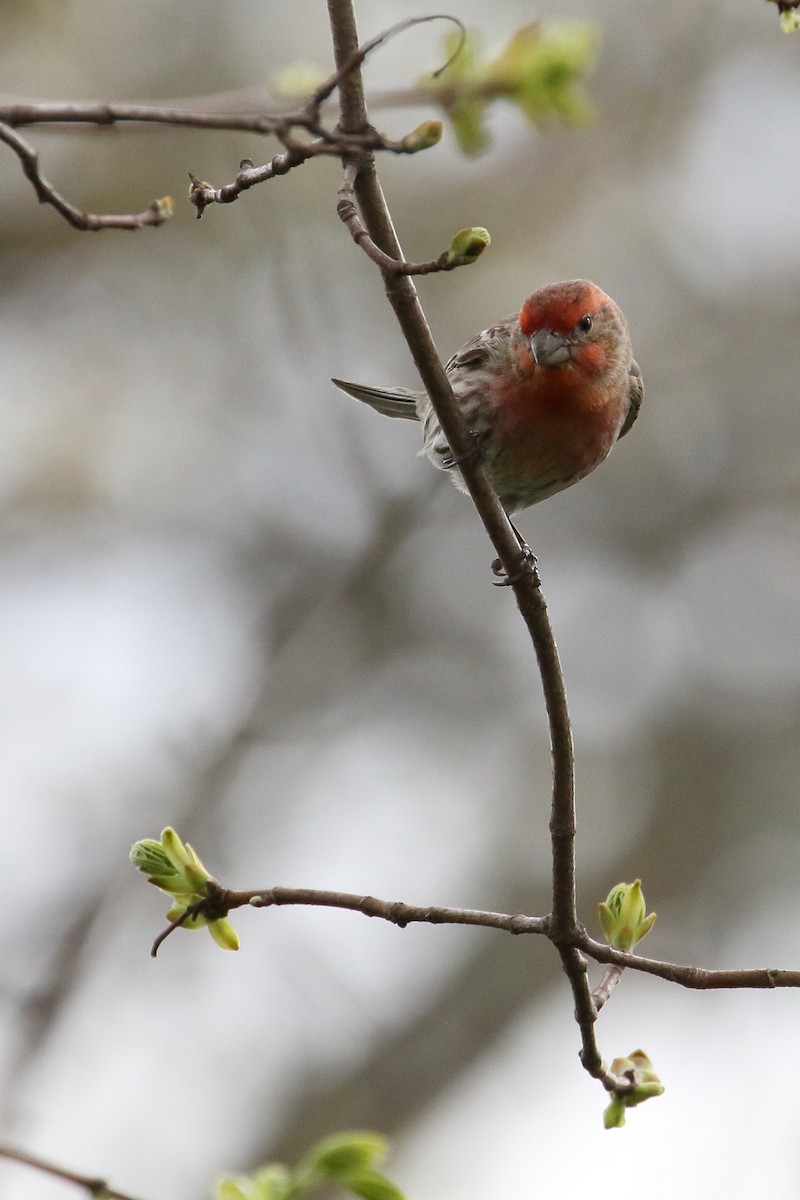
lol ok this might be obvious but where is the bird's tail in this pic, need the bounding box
[331,378,421,421]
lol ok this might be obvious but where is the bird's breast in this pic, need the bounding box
[484,369,629,500]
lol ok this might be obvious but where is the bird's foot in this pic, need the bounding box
[441,432,486,472]
[491,545,540,588]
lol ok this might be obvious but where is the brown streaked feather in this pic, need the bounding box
[620,359,643,439]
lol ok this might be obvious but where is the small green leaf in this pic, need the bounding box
[215,1181,256,1200]
[130,839,177,881]
[219,1135,404,1200]
[447,97,490,155]
[425,22,598,155]
[340,1169,406,1200]
[215,1163,293,1200]
[491,23,598,130]
[603,1094,627,1129]
[425,29,489,154]
[302,1132,388,1179]
[208,918,240,952]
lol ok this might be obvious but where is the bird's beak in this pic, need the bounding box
[530,329,572,367]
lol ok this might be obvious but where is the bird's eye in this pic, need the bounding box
[578,314,593,333]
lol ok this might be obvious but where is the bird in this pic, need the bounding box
[332,279,642,517]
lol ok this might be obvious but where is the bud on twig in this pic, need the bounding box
[188,172,216,218]
[151,195,174,220]
[440,226,491,268]
[400,120,443,152]
[130,827,239,951]
[603,1049,664,1128]
[598,879,656,952]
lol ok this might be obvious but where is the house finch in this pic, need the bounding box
[333,279,642,515]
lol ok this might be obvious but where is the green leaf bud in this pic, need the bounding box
[603,1049,665,1128]
[443,226,491,267]
[598,879,656,952]
[400,121,443,152]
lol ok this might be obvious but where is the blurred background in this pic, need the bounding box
[0,0,799,1196]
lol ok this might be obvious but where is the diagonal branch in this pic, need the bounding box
[325,0,597,1079]
[0,1145,144,1200]
[0,122,172,230]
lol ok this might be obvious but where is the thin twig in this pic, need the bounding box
[312,14,465,109]
[248,887,547,933]
[0,78,501,134]
[149,903,196,958]
[580,936,800,990]
[0,1145,145,1200]
[0,18,460,230]
[556,944,625,1090]
[0,122,171,230]
[0,99,287,132]
[336,162,478,275]
[150,883,800,991]
[186,122,432,218]
[186,144,313,216]
[593,965,625,1012]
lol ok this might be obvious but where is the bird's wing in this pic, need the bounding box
[444,314,518,375]
[331,378,421,421]
[619,358,644,439]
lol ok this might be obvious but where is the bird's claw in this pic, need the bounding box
[441,432,486,472]
[491,545,540,588]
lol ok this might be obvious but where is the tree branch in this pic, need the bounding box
[324,0,597,1081]
[580,936,800,990]
[0,99,288,132]
[150,883,800,993]
[0,1145,145,1200]
[593,965,625,1011]
[0,19,458,228]
[336,162,484,275]
[0,122,172,230]
[247,887,548,934]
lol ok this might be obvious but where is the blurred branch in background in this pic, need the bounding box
[0,1145,143,1200]
[0,19,597,227]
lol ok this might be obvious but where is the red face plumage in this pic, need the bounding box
[518,280,608,338]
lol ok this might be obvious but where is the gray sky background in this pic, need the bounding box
[1,2,799,1197]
